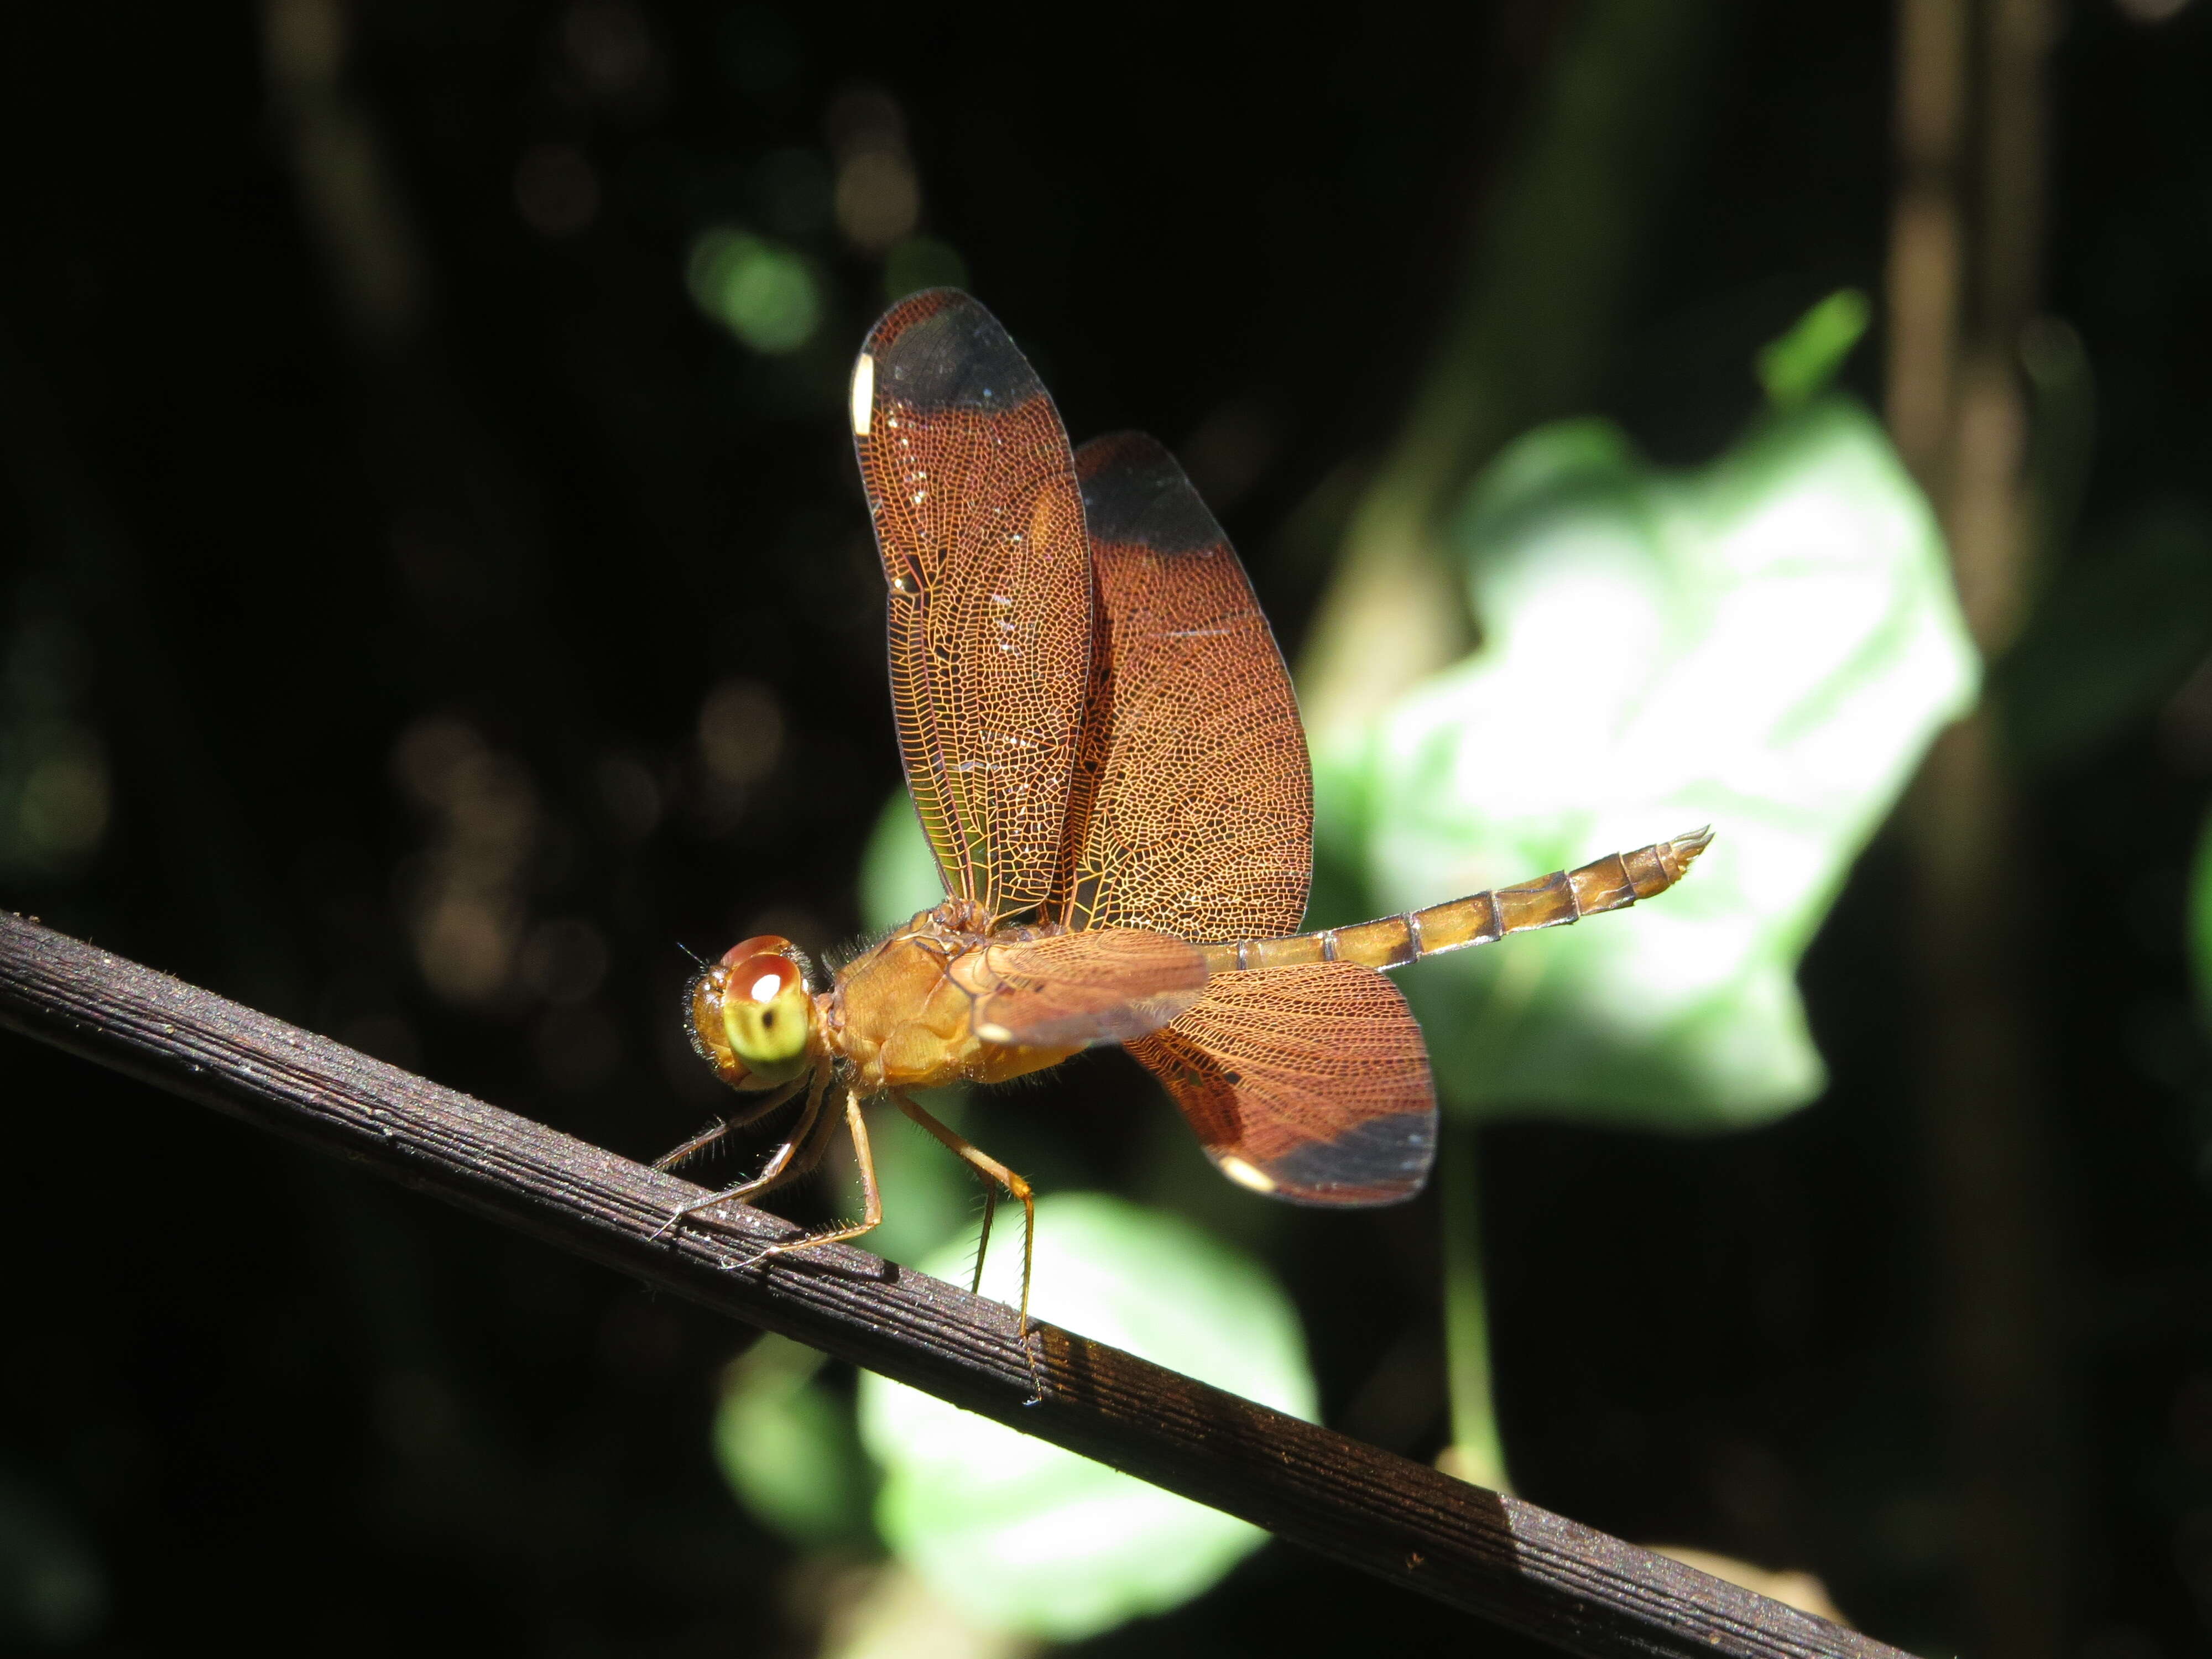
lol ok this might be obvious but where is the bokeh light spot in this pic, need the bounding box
[17,732,109,863]
[698,677,784,788]
[686,228,821,354]
[835,153,920,252]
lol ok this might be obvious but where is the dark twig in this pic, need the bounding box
[0,912,1900,1659]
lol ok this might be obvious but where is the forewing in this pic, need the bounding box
[1055,433,1312,941]
[969,928,1208,1050]
[852,291,1092,919]
[1129,962,1436,1206]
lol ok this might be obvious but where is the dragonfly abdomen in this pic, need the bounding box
[1201,828,1712,976]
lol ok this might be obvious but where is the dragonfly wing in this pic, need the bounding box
[852,291,1092,919]
[1055,433,1311,942]
[1057,439,1426,1199]
[1129,963,1436,1206]
[970,928,1208,1050]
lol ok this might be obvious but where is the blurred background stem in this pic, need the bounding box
[1436,1124,1511,1493]
[1887,1,2068,1655]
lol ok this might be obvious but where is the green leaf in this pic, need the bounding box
[2193,806,2212,1029]
[1314,395,1977,1127]
[857,1194,1316,1640]
[1755,289,1870,408]
[859,786,946,935]
[713,1335,876,1547]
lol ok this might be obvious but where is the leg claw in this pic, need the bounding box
[653,1203,713,1244]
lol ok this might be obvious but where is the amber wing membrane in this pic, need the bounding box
[971,928,1208,1050]
[1054,432,1312,942]
[1128,962,1436,1206]
[1061,435,1430,1202]
[851,291,1093,921]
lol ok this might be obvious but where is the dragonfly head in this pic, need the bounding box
[687,935,816,1088]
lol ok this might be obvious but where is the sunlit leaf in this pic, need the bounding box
[857,1194,1316,1641]
[1314,394,1977,1126]
[712,1335,875,1547]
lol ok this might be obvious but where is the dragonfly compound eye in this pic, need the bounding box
[706,936,813,1086]
[687,935,814,1089]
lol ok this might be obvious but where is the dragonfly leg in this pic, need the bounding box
[650,1076,804,1172]
[738,1085,884,1266]
[972,1187,998,1296]
[654,1065,830,1240]
[890,1092,1037,1342]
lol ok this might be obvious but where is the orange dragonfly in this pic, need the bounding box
[662,291,1708,1327]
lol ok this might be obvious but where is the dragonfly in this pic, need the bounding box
[661,290,1708,1330]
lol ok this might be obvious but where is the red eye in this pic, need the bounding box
[718,935,802,1003]
[729,954,800,1005]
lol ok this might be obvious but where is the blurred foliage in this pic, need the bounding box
[860,785,943,935]
[1313,310,1976,1126]
[713,1335,875,1547]
[1296,0,1728,748]
[10,1,2212,1655]
[1993,499,2212,775]
[1755,290,1871,408]
[857,1194,1316,1641]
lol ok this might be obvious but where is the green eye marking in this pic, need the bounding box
[722,974,813,1083]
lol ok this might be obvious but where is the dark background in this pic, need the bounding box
[4,2,2211,1654]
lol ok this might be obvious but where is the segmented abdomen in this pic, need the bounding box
[1198,828,1713,975]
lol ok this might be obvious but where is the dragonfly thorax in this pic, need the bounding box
[828,912,1083,1094]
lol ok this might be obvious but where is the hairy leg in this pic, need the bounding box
[890,1091,1036,1335]
[651,1076,804,1172]
[655,1063,831,1237]
[744,1085,883,1261]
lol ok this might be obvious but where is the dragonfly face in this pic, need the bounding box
[687,935,817,1088]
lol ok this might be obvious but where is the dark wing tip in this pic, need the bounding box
[860,289,1044,415]
[1075,431,1227,557]
[1211,1106,1438,1208]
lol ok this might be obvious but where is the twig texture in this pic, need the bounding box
[0,911,1899,1659]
